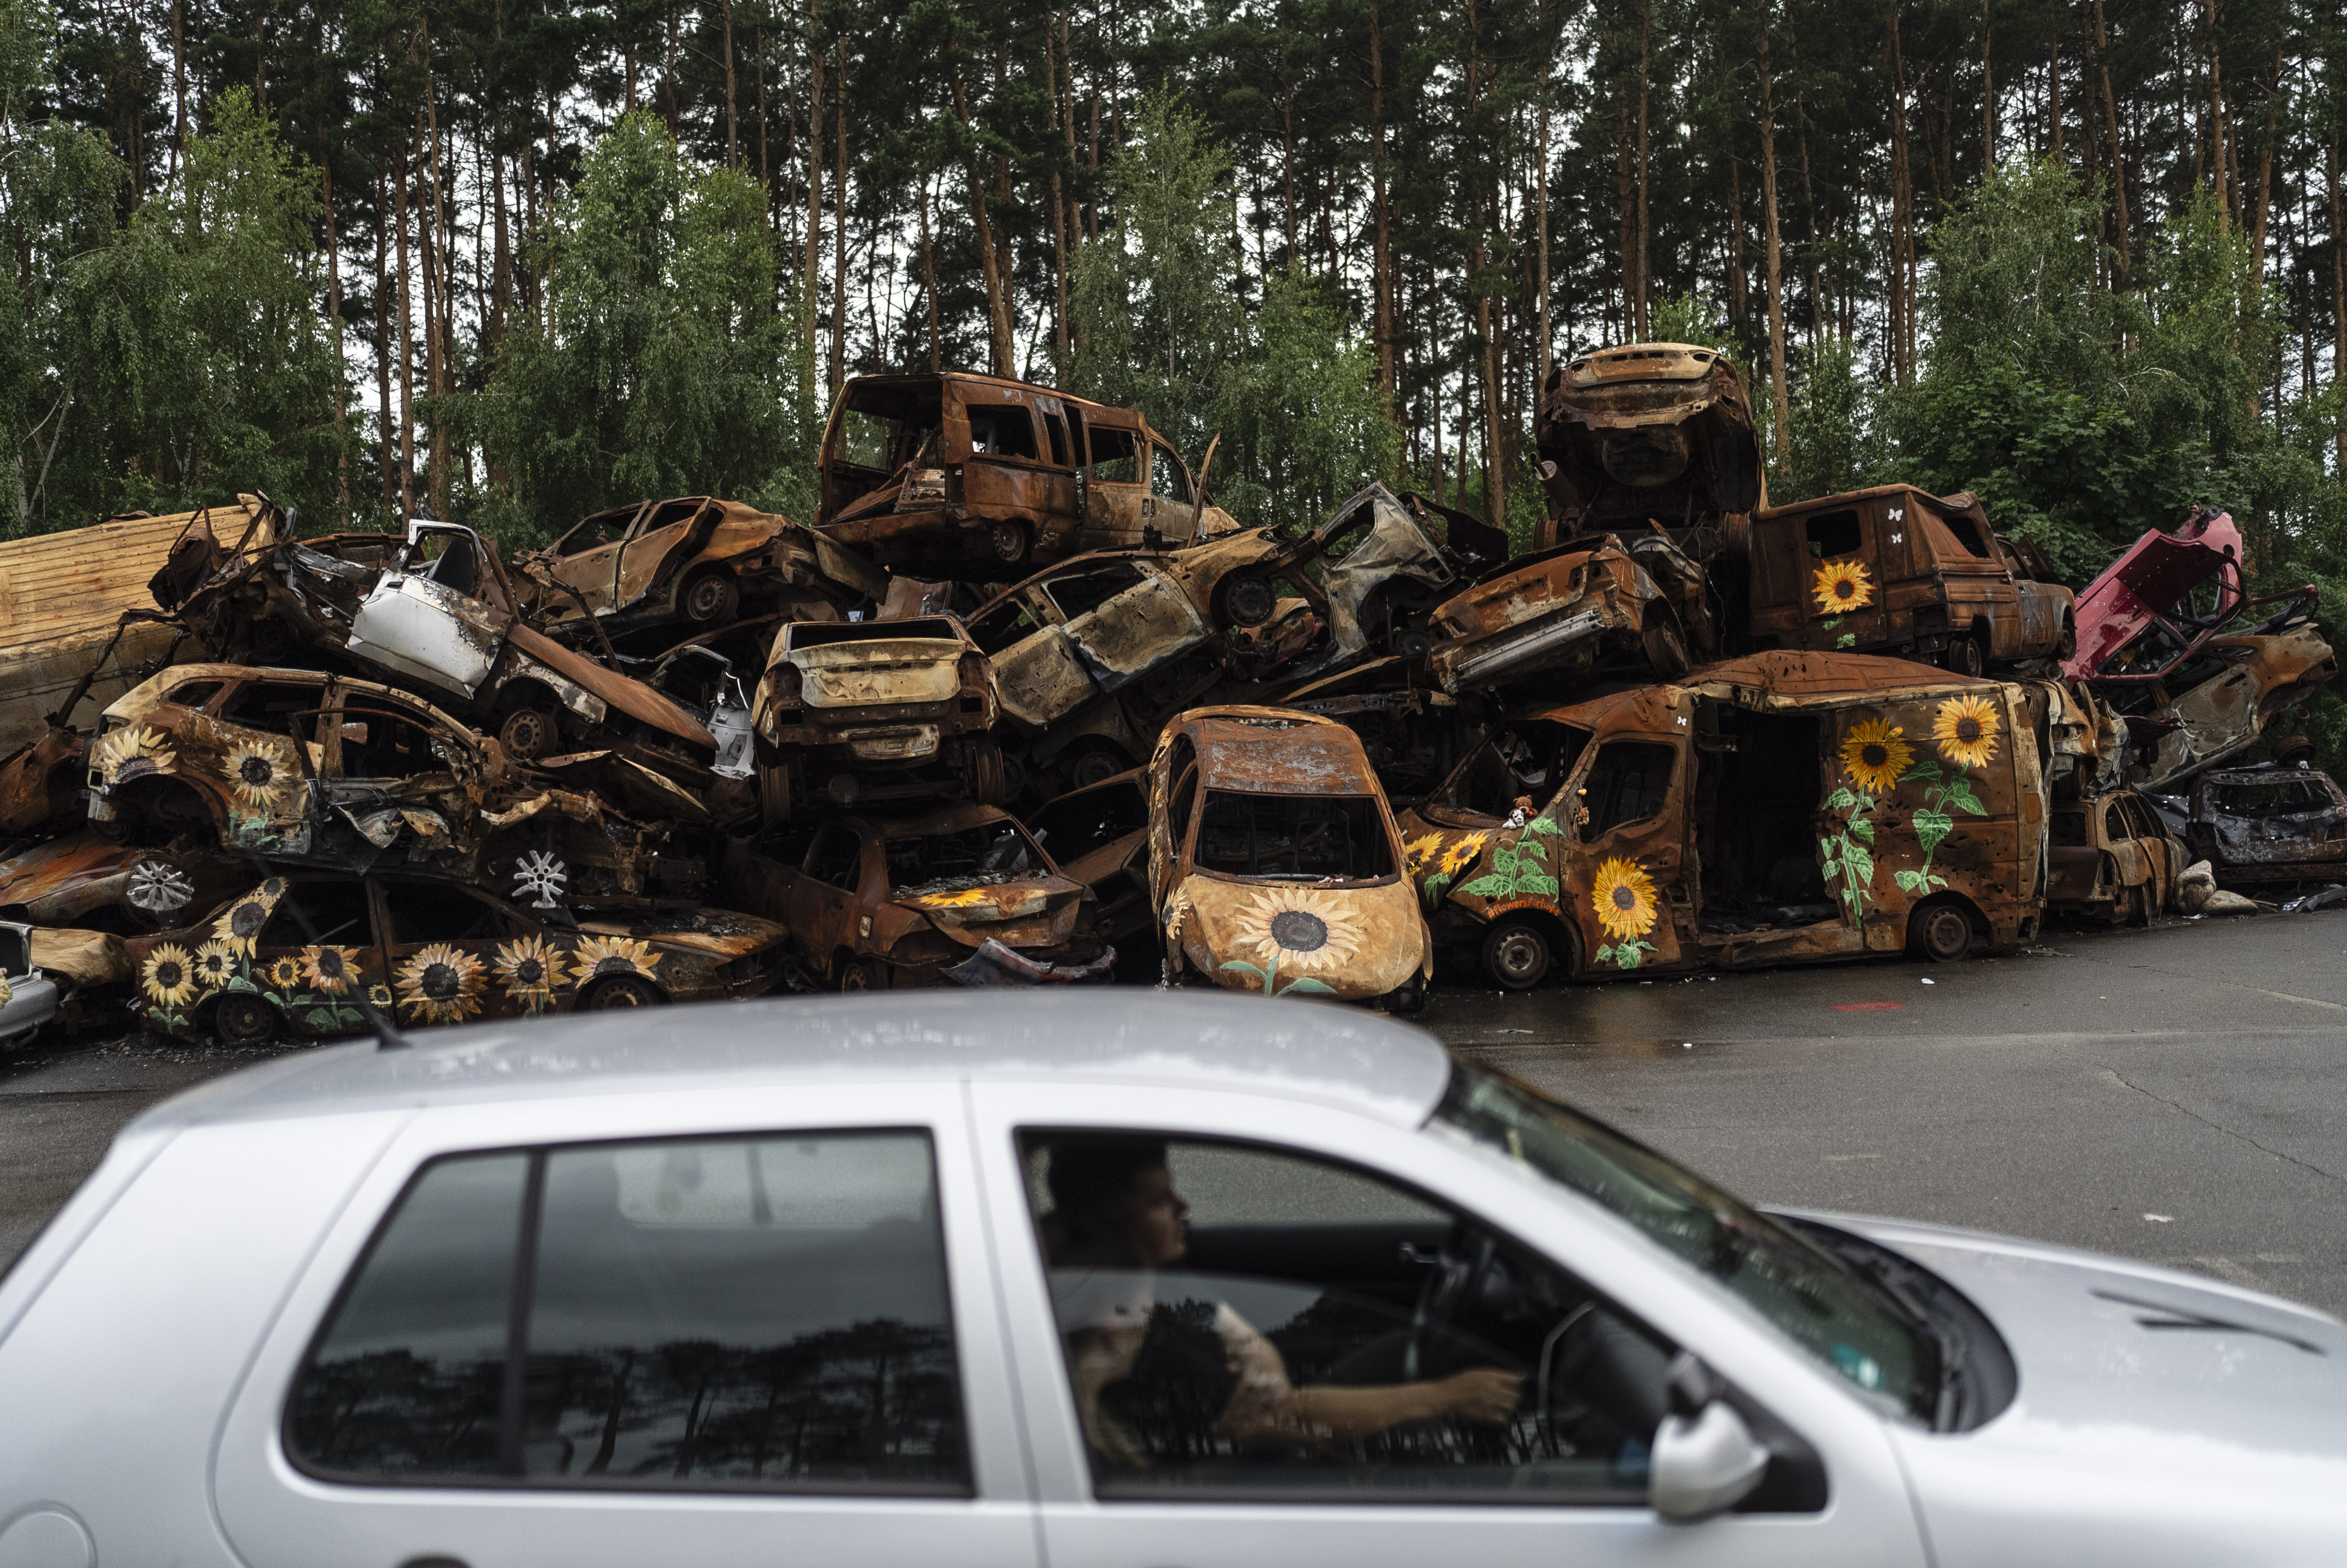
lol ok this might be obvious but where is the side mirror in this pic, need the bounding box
[1650,1353,1770,1524]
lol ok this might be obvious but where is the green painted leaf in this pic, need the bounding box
[1843,844,1876,883]
[1460,874,1512,897]
[1893,869,1925,893]
[304,1008,339,1030]
[1517,838,1548,864]
[1947,785,1986,817]
[225,975,258,994]
[1524,815,1564,837]
[1912,807,1953,856]
[1521,872,1560,897]
[1848,816,1875,843]
[1219,959,1266,981]
[1825,787,1859,810]
[1836,633,1858,649]
[1276,977,1336,996]
[1595,944,1614,964]
[1616,942,1646,970]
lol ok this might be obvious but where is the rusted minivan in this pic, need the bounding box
[1397,652,2047,989]
[813,372,1236,573]
[1148,706,1431,1009]
[1748,485,2074,673]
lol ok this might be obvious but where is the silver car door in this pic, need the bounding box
[968,1079,1928,1568]
[214,1082,1037,1568]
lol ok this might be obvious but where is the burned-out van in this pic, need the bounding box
[1748,485,2074,674]
[1397,652,2047,989]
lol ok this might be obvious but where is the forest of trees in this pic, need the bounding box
[8,0,2347,638]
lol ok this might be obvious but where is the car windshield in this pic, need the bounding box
[1432,1062,1940,1422]
[887,823,1045,897]
[1194,791,1394,880]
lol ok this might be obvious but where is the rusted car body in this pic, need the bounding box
[1398,652,2047,989]
[1426,529,1712,694]
[1533,343,1762,560]
[2065,507,2246,681]
[2180,765,2347,889]
[1748,486,2074,672]
[513,496,885,645]
[0,833,240,934]
[2045,790,2180,924]
[0,724,91,838]
[1026,769,1152,941]
[815,372,1237,572]
[750,616,1004,817]
[720,803,1105,989]
[1148,706,1431,1007]
[122,872,789,1044]
[1278,658,1487,809]
[2091,618,2336,791]
[0,501,281,756]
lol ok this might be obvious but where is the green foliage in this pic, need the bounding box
[1818,785,1880,925]
[461,111,819,547]
[1775,335,1881,505]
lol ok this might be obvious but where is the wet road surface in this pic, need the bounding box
[6,911,2345,1316]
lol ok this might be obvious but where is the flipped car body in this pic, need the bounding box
[1427,531,1712,695]
[1533,342,1763,560]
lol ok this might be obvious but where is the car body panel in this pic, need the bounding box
[1533,343,1761,559]
[1026,771,1152,941]
[752,617,1001,806]
[2101,622,2339,792]
[1401,653,2047,979]
[1148,706,1431,1001]
[1427,531,1710,694]
[0,919,59,1045]
[2064,507,2247,681]
[0,831,236,933]
[1749,485,2074,665]
[2045,790,2179,919]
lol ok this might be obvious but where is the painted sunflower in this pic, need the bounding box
[1931,694,2002,771]
[191,940,237,989]
[95,724,177,785]
[300,945,362,995]
[574,934,663,982]
[1810,557,1876,615]
[1402,832,1445,879]
[141,944,198,1008]
[366,983,395,1009]
[1839,718,1913,796]
[223,738,298,811]
[493,934,571,1008]
[1437,834,1490,878]
[1229,887,1367,977]
[1590,857,1661,941]
[211,884,282,955]
[394,943,487,1025]
[265,955,305,991]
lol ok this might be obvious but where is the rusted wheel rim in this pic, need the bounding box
[499,707,558,760]
[683,572,734,622]
[214,992,281,1044]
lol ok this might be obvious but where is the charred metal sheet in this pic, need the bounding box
[1748,484,2074,667]
[1534,343,1760,559]
[1427,531,1708,694]
[2101,621,2337,791]
[2045,789,2179,921]
[1145,704,1430,1004]
[29,926,129,988]
[1284,485,1462,683]
[2066,507,2247,680]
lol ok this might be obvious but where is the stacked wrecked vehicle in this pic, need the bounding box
[0,348,2339,1042]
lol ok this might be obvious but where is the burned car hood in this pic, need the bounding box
[891,873,1085,947]
[1536,343,1762,537]
[578,907,788,958]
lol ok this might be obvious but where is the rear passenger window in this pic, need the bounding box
[286,1131,968,1492]
[1803,510,1863,559]
[1575,741,1677,839]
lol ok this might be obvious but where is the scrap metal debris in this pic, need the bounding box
[0,341,2339,1042]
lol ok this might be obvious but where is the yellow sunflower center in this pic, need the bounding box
[1267,910,1330,953]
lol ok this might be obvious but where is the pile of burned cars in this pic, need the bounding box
[0,346,2337,1040]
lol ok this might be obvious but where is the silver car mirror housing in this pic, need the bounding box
[1651,1351,1772,1523]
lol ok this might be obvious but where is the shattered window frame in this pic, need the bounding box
[1191,791,1398,883]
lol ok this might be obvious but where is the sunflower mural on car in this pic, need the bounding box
[574,934,663,987]
[301,945,363,996]
[210,878,287,956]
[140,943,200,1029]
[1892,695,1999,896]
[1820,718,1913,925]
[1811,559,1874,615]
[1220,887,1365,998]
[1589,857,1662,969]
[93,724,177,787]
[191,940,236,989]
[493,934,573,1014]
[1406,830,1491,911]
[394,943,488,1025]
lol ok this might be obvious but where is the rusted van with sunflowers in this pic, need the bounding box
[1148,706,1431,1010]
[1397,652,2047,989]
[1747,486,2074,676]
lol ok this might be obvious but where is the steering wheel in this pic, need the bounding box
[1404,1221,1501,1380]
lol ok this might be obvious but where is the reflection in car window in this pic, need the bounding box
[1195,793,1394,880]
[1434,1064,1940,1422]
[286,1133,969,1492]
[1019,1131,1671,1502]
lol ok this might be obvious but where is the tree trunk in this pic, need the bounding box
[831,36,849,395]
[951,58,1014,378]
[2094,0,2129,274]
[1373,3,1400,421]
[664,2,679,135]
[323,155,349,523]
[723,0,739,168]
[1047,24,1070,367]
[1886,9,1914,384]
[1756,8,1791,462]
[1534,17,1551,388]
[170,0,184,179]
[1981,0,1994,169]
[1282,80,1298,263]
[1634,0,1652,341]
[804,21,822,361]
[395,136,415,518]
[2331,131,2344,471]
[920,169,942,372]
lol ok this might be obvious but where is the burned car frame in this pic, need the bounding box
[2045,789,2180,925]
[2083,596,2336,792]
[1426,529,1712,694]
[2180,764,2347,889]
[1534,342,1763,561]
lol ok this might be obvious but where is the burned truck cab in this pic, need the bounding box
[815,372,1236,574]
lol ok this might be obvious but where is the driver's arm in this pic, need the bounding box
[1211,1304,1522,1443]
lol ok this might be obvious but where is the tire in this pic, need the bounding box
[680,568,739,626]
[2125,882,2152,928]
[1907,899,1976,962]
[1216,573,1277,628]
[1482,919,1553,990]
[988,520,1031,567]
[497,702,563,762]
[1640,606,1692,680]
[968,736,1008,806]
[2056,615,2078,661]
[582,975,666,1009]
[1068,747,1127,790]
[1944,632,1987,679]
[1381,979,1427,1016]
[213,991,282,1045]
[837,958,883,994]
[758,761,793,826]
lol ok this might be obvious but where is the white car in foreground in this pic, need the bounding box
[0,992,2339,1567]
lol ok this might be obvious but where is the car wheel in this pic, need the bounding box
[1482,919,1552,990]
[988,520,1030,567]
[2125,882,2152,928]
[837,958,883,993]
[2056,615,2078,660]
[968,736,1008,806]
[582,976,666,1009]
[1945,632,1987,679]
[681,568,739,626]
[1216,573,1277,628]
[1381,979,1427,1016]
[1641,606,1692,680]
[758,762,792,826]
[1068,747,1126,790]
[213,991,282,1045]
[497,703,563,762]
[1908,899,1976,962]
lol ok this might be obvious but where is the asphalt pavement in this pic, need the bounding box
[6,910,2345,1317]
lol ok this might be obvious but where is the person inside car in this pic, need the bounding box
[1037,1135,1523,1468]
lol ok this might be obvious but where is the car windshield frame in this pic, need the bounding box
[1429,1061,1943,1425]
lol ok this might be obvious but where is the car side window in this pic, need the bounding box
[1019,1131,1671,1503]
[381,882,510,945]
[1575,741,1677,839]
[755,817,824,871]
[808,825,864,891]
[1044,562,1148,621]
[286,1131,969,1493]
[258,879,375,950]
[967,402,1039,460]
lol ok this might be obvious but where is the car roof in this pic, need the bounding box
[124,991,1454,1136]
